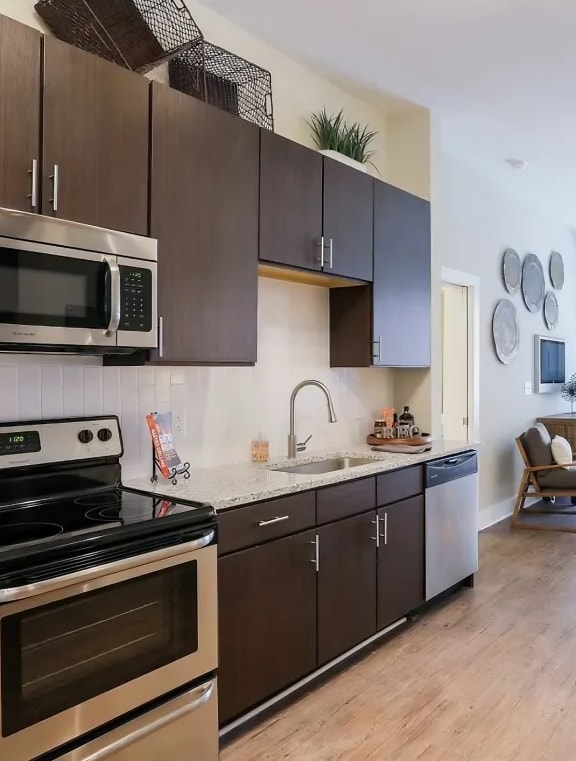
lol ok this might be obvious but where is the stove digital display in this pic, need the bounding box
[0,431,41,455]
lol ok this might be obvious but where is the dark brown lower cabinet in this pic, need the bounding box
[377,495,425,630]
[218,530,317,725]
[317,512,377,665]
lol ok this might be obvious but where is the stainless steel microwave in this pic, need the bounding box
[0,208,157,354]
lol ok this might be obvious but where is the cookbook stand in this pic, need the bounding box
[150,445,191,486]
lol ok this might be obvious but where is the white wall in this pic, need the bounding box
[1,280,392,478]
[0,1,396,477]
[433,153,576,526]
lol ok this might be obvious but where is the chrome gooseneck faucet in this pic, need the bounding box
[288,380,337,458]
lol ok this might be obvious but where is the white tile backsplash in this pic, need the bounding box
[0,278,394,479]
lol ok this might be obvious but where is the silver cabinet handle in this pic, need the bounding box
[50,164,59,212]
[310,535,319,572]
[258,515,289,527]
[28,158,39,209]
[316,235,325,268]
[158,315,164,358]
[329,237,334,269]
[371,515,380,548]
[383,513,388,545]
[372,336,382,361]
[104,258,121,337]
[69,680,215,761]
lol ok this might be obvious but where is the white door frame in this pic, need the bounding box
[441,267,480,442]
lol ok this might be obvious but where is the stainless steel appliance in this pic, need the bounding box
[425,451,479,600]
[0,207,157,353]
[0,416,218,761]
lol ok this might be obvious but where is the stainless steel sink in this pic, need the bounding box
[271,456,376,475]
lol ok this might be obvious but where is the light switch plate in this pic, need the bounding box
[525,381,533,396]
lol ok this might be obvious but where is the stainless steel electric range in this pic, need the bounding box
[0,415,218,761]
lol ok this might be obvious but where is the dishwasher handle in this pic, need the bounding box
[425,451,477,488]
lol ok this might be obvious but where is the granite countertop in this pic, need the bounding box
[124,441,478,512]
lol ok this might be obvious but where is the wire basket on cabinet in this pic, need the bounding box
[168,40,274,130]
[34,0,204,73]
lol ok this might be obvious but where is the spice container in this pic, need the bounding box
[251,433,269,462]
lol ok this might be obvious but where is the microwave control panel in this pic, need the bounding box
[119,266,152,332]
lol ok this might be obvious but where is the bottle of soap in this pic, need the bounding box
[251,433,269,463]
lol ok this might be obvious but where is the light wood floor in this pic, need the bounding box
[221,523,576,761]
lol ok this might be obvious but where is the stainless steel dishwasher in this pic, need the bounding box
[425,451,479,601]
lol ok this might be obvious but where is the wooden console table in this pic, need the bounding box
[538,413,576,453]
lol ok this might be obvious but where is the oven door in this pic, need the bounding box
[0,532,217,761]
[0,235,120,349]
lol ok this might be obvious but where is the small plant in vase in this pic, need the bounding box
[561,374,576,413]
[306,108,377,173]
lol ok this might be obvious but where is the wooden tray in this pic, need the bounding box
[367,434,432,447]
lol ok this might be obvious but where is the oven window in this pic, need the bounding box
[0,247,107,329]
[1,563,198,737]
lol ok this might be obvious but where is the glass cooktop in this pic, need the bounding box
[0,488,214,555]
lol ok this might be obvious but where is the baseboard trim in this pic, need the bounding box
[480,498,514,530]
[219,617,407,740]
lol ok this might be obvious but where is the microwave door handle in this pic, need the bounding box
[105,258,121,337]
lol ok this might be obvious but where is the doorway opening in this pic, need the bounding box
[440,268,479,442]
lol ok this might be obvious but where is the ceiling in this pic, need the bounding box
[200,0,576,226]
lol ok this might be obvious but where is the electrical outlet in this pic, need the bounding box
[524,381,532,396]
[174,414,186,435]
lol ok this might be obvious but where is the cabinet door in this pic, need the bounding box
[317,513,377,665]
[218,530,317,725]
[377,495,424,630]
[151,83,259,364]
[259,131,323,271]
[0,16,41,212]
[373,180,431,367]
[42,37,149,233]
[323,157,373,281]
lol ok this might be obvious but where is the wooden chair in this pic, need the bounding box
[512,428,576,532]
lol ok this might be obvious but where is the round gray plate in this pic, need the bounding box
[522,253,545,312]
[544,291,559,330]
[502,248,521,293]
[492,299,520,364]
[550,251,564,290]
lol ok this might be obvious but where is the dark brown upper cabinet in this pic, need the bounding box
[259,130,323,271]
[373,180,431,367]
[0,16,41,213]
[322,156,374,282]
[218,531,317,725]
[42,36,149,234]
[150,83,259,364]
[377,495,425,630]
[317,512,377,665]
[330,180,431,368]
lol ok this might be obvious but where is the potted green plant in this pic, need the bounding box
[306,108,377,173]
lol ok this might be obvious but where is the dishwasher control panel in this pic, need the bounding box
[425,451,477,488]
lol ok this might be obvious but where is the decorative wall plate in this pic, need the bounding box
[550,251,564,290]
[502,248,521,293]
[544,291,559,330]
[492,299,520,364]
[521,253,545,312]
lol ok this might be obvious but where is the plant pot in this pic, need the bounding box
[319,149,368,173]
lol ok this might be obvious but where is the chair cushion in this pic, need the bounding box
[524,423,553,467]
[538,466,576,491]
[551,435,573,468]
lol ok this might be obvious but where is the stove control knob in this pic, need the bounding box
[78,429,93,444]
[98,427,113,442]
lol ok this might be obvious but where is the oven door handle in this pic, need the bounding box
[0,528,215,603]
[67,679,215,761]
[104,257,121,337]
